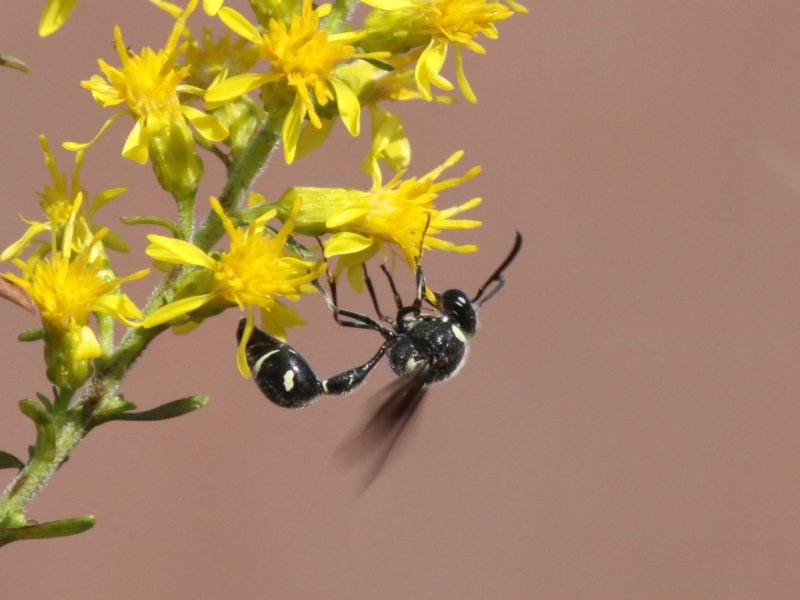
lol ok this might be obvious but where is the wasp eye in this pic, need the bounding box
[439,289,477,335]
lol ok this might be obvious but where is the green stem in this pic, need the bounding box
[0,274,173,527]
[192,114,282,252]
[0,116,286,530]
[177,194,196,240]
[0,419,83,527]
[326,0,358,33]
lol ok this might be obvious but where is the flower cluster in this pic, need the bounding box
[142,197,325,376]
[0,0,524,548]
[2,143,147,388]
[14,0,524,384]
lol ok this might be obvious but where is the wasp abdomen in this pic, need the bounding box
[238,321,323,408]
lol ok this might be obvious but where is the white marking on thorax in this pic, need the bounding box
[406,357,420,374]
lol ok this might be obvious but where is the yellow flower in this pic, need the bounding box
[142,198,324,377]
[38,0,78,37]
[280,151,481,291]
[205,0,388,163]
[361,0,525,102]
[295,54,452,161]
[1,136,127,262]
[150,0,263,158]
[65,0,228,165]
[4,199,148,388]
[150,0,260,89]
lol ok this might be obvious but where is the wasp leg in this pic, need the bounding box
[362,263,396,326]
[379,264,405,312]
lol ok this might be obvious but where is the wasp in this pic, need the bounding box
[237,232,522,484]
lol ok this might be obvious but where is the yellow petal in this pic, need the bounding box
[326,207,369,228]
[506,0,529,14]
[92,226,130,253]
[347,262,366,293]
[181,105,229,142]
[145,235,217,269]
[236,309,255,377]
[416,39,452,100]
[324,232,375,257]
[88,186,126,218]
[203,0,224,15]
[93,294,144,325]
[295,118,335,160]
[262,301,305,342]
[282,94,305,164]
[63,113,124,152]
[142,293,215,328]
[454,46,477,104]
[39,0,78,37]
[359,0,416,9]
[329,77,360,137]
[149,0,183,18]
[73,324,101,360]
[1,222,49,261]
[218,7,262,44]
[205,73,268,109]
[121,119,149,164]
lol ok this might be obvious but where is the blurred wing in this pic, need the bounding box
[337,362,431,492]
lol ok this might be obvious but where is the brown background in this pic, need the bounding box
[3,1,800,598]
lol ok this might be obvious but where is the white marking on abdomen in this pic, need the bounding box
[283,369,295,392]
[253,349,280,377]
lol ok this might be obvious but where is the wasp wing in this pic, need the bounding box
[337,361,432,492]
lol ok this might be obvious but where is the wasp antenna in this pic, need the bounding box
[472,232,523,305]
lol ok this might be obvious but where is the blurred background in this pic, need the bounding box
[3,2,800,598]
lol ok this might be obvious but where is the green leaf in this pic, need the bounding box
[362,58,395,72]
[35,392,53,412]
[0,516,95,547]
[284,234,315,260]
[19,399,52,425]
[111,395,209,422]
[0,451,24,470]
[18,328,44,342]
[0,53,29,73]
[19,399,55,461]
[85,395,137,428]
[120,215,183,238]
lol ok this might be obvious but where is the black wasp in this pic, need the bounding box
[237,232,522,485]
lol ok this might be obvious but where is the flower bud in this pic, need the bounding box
[275,187,362,236]
[213,96,261,158]
[149,120,204,201]
[360,9,430,55]
[43,324,98,389]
